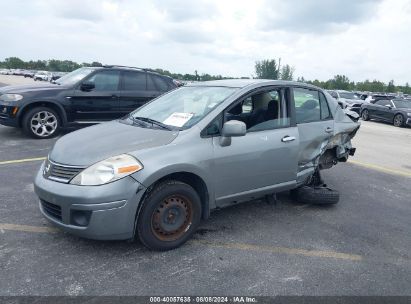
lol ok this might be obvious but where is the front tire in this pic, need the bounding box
[393,114,404,127]
[22,107,61,139]
[361,109,370,121]
[137,180,202,251]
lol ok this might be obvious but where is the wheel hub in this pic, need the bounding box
[30,111,58,137]
[151,195,192,241]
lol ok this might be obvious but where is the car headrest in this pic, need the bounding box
[301,99,318,110]
[229,102,243,115]
[267,99,278,112]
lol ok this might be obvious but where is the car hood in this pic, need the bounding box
[0,83,68,94]
[49,121,179,166]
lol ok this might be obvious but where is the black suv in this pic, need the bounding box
[0,66,177,138]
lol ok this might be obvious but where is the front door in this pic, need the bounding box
[211,87,299,206]
[374,99,394,121]
[70,70,122,122]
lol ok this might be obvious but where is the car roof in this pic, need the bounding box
[101,65,172,79]
[185,79,320,89]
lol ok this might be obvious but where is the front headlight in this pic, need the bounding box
[0,94,23,104]
[407,113,411,117]
[70,154,143,186]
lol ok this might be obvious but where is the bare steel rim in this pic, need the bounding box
[30,111,58,137]
[393,114,403,127]
[151,195,193,242]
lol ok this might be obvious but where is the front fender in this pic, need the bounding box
[17,100,68,125]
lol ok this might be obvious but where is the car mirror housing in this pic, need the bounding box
[220,120,246,147]
[80,81,95,91]
[384,105,392,110]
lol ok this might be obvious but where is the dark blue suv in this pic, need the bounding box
[0,66,177,138]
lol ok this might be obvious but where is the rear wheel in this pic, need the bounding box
[137,180,202,251]
[292,186,340,205]
[361,109,370,121]
[393,114,404,127]
[22,107,61,139]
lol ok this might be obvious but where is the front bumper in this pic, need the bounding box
[34,162,146,240]
[406,117,411,127]
[346,106,361,114]
[0,105,19,127]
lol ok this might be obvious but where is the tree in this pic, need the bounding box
[386,80,395,93]
[329,75,351,90]
[280,64,294,80]
[255,59,280,79]
[4,57,25,69]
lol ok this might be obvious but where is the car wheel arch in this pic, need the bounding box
[133,170,210,237]
[19,101,67,127]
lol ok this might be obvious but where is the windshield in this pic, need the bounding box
[339,92,359,99]
[393,99,411,108]
[55,67,97,86]
[129,86,238,130]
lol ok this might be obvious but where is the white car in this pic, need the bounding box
[34,71,50,81]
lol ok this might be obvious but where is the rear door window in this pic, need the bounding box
[293,88,331,123]
[122,71,146,91]
[152,75,170,91]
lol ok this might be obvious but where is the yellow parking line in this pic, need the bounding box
[193,240,362,261]
[0,157,46,165]
[1,223,362,261]
[0,223,58,233]
[348,160,411,178]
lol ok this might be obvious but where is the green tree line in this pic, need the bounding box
[0,57,103,72]
[1,57,409,94]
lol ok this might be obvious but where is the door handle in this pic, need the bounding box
[281,136,296,142]
[325,127,333,133]
[112,94,120,98]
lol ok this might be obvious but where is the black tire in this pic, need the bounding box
[22,107,61,139]
[292,186,339,205]
[393,114,404,127]
[137,180,202,251]
[361,109,370,121]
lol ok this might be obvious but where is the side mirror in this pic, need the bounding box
[220,120,246,147]
[80,81,95,91]
[384,105,392,110]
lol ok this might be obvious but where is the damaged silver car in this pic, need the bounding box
[34,79,360,250]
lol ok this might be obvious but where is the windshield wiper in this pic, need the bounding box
[132,116,173,131]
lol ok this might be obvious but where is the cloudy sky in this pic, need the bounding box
[1,0,410,83]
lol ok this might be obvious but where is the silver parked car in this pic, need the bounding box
[34,80,360,250]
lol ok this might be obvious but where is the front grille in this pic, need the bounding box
[41,200,62,221]
[44,160,84,183]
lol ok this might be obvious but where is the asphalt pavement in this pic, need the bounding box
[0,122,410,296]
[0,78,410,296]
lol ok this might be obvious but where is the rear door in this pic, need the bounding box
[292,87,334,181]
[70,70,121,122]
[118,71,159,116]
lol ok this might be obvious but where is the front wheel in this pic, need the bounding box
[137,180,202,251]
[361,109,370,121]
[22,107,61,139]
[393,114,404,127]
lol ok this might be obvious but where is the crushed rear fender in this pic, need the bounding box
[297,98,360,183]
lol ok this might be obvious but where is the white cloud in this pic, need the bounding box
[0,0,409,84]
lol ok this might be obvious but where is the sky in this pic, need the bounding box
[1,0,410,84]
